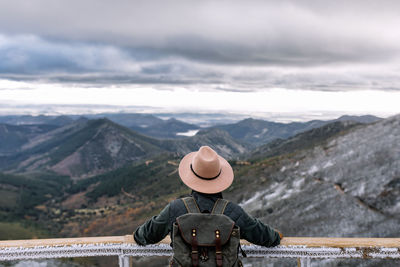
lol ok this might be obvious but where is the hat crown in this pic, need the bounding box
[192,146,221,179]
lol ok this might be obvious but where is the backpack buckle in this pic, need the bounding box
[199,248,209,262]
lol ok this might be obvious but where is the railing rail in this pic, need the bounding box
[1,236,399,267]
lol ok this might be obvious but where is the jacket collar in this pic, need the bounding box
[191,190,223,213]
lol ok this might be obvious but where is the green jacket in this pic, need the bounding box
[134,191,280,247]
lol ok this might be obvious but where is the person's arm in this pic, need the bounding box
[235,206,281,247]
[133,204,170,245]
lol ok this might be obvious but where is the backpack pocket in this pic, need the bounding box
[172,219,241,266]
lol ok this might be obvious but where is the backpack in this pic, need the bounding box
[170,197,243,267]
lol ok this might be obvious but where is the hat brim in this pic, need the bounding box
[178,152,234,194]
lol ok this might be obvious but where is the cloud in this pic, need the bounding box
[0,1,400,91]
[1,1,399,64]
[0,35,141,74]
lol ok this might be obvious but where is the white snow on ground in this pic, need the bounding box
[278,178,305,200]
[176,129,199,136]
[293,178,305,188]
[263,184,286,201]
[388,201,400,213]
[240,183,286,212]
[307,165,319,175]
[323,160,334,169]
[342,149,355,158]
[240,191,263,206]
[354,182,366,195]
[280,188,295,200]
[254,128,268,138]
[280,166,286,172]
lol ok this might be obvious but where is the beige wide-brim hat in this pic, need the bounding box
[178,146,234,194]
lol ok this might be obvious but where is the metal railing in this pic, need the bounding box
[1,235,399,266]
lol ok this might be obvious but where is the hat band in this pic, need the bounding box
[190,164,221,180]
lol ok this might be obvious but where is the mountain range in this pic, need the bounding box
[0,113,381,145]
[0,114,380,179]
[232,114,400,237]
[227,115,400,266]
[0,112,396,267]
[211,115,380,146]
[0,118,247,178]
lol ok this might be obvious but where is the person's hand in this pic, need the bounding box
[275,229,283,239]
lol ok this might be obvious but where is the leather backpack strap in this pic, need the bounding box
[191,229,199,267]
[211,198,229,214]
[181,197,201,214]
[215,230,223,267]
[211,199,229,267]
[181,197,200,266]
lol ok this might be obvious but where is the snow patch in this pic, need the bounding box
[388,201,400,213]
[240,191,263,206]
[343,150,355,158]
[280,166,286,172]
[281,188,294,200]
[354,183,366,195]
[254,128,268,138]
[307,165,319,175]
[176,129,199,137]
[323,160,334,169]
[293,178,305,189]
[263,184,286,201]
[279,179,304,200]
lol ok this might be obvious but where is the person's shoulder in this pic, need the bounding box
[223,200,245,219]
[224,199,243,210]
[169,197,187,215]
[171,194,195,209]
[170,198,184,206]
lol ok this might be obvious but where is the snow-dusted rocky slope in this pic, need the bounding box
[231,114,400,266]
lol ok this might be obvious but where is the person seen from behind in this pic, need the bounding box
[134,146,282,266]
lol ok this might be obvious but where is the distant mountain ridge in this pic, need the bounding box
[160,128,248,157]
[0,123,58,156]
[75,114,200,139]
[0,115,74,126]
[0,113,382,144]
[1,119,163,177]
[0,113,382,178]
[76,113,163,128]
[0,118,247,178]
[130,118,200,139]
[211,115,381,146]
[248,120,361,160]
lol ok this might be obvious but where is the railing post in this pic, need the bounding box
[119,255,131,267]
[297,258,311,267]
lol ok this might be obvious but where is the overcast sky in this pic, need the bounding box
[0,0,400,120]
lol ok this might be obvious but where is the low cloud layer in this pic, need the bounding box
[0,0,400,91]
